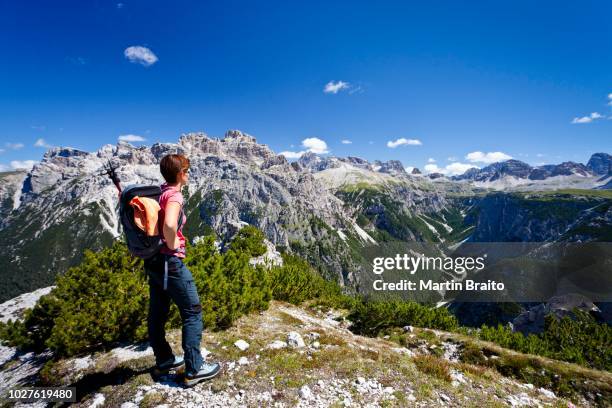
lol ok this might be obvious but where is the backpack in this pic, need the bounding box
[119,184,184,259]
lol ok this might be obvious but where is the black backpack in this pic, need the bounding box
[119,184,183,259]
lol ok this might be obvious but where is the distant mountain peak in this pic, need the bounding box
[587,152,612,175]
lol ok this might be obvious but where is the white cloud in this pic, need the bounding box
[278,150,304,159]
[4,142,24,150]
[302,137,329,154]
[424,162,478,176]
[608,93,612,105]
[465,151,512,164]
[427,158,436,163]
[10,160,37,170]
[386,138,422,148]
[424,164,442,174]
[124,46,158,66]
[323,80,350,94]
[447,162,478,175]
[34,138,53,148]
[341,139,352,144]
[279,137,330,158]
[447,156,457,162]
[118,134,146,142]
[572,112,604,124]
[0,164,8,171]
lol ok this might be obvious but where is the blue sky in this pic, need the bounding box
[1,0,611,174]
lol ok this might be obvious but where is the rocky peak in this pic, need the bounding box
[178,132,212,150]
[587,153,612,175]
[411,167,422,175]
[223,129,258,144]
[550,161,592,177]
[373,160,407,176]
[43,146,89,159]
[454,160,532,182]
[345,156,371,170]
[150,142,185,160]
[296,152,339,172]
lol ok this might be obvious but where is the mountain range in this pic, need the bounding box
[0,130,610,328]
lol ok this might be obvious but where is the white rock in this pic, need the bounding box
[403,325,414,333]
[507,393,537,407]
[71,355,93,371]
[312,341,320,349]
[120,403,138,408]
[234,339,249,351]
[356,376,366,385]
[266,340,288,350]
[238,356,249,365]
[450,370,467,386]
[407,394,416,402]
[287,331,305,348]
[257,391,273,402]
[299,385,313,400]
[307,332,321,340]
[538,388,555,398]
[88,393,105,408]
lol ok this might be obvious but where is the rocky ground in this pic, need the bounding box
[2,299,603,407]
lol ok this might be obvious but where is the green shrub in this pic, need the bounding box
[0,227,352,358]
[186,234,272,330]
[459,342,487,365]
[0,230,274,357]
[477,310,612,371]
[228,225,267,257]
[346,298,459,336]
[1,241,148,356]
[267,253,351,308]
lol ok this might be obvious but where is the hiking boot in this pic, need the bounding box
[184,362,221,387]
[155,355,185,373]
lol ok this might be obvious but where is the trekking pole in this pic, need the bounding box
[101,160,122,193]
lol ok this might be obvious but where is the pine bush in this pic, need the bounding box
[477,310,612,371]
[346,298,459,335]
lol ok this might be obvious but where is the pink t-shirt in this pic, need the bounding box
[158,183,187,258]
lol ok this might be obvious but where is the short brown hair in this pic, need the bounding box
[160,154,190,183]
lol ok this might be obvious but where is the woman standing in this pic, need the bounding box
[144,153,221,386]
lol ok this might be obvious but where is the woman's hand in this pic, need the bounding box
[163,201,181,250]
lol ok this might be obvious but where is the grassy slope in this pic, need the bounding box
[31,300,608,408]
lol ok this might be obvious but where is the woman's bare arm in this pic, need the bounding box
[163,201,181,250]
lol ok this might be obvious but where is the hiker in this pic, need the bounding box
[143,153,221,386]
